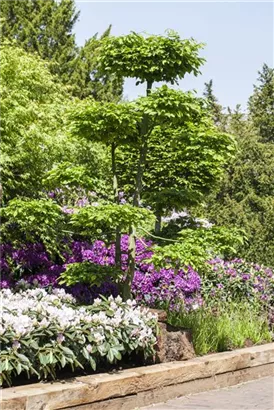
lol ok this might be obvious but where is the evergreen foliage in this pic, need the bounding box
[248,64,274,142]
[70,26,123,101]
[203,79,225,127]
[1,0,79,84]
[0,1,123,101]
[206,109,274,267]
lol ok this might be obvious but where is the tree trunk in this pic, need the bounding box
[133,81,153,207]
[127,81,153,300]
[0,183,2,205]
[123,225,136,301]
[155,207,162,234]
[111,143,121,269]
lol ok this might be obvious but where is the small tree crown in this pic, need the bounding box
[97,30,205,85]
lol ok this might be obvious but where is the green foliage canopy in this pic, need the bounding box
[70,204,155,241]
[1,199,65,256]
[0,44,69,202]
[149,226,244,272]
[97,30,205,85]
[59,262,122,287]
[69,99,141,146]
[248,64,274,143]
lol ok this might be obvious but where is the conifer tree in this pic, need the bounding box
[70,26,123,101]
[248,64,274,142]
[1,0,79,84]
[205,107,274,267]
[203,79,225,127]
[0,1,123,101]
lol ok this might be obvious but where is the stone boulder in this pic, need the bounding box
[148,308,195,363]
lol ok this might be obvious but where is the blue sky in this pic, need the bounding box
[74,1,273,109]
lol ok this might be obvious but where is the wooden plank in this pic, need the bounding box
[0,396,27,410]
[61,363,274,410]
[1,343,274,410]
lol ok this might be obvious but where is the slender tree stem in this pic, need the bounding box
[126,81,153,300]
[111,142,121,269]
[0,183,3,206]
[155,206,162,234]
[133,81,153,207]
[124,225,136,301]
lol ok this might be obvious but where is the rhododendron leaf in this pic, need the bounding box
[15,353,30,364]
[106,348,114,363]
[60,346,74,357]
[15,363,22,375]
[60,355,66,368]
[82,348,90,360]
[89,356,96,371]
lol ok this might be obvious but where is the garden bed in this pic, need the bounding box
[2,343,274,410]
[0,289,158,388]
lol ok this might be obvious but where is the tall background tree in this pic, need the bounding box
[203,66,274,267]
[0,0,78,84]
[0,44,68,202]
[0,0,123,101]
[248,64,274,143]
[203,79,225,127]
[0,44,110,203]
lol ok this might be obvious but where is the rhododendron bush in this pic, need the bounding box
[204,258,274,307]
[1,238,274,315]
[0,289,157,386]
[0,237,203,310]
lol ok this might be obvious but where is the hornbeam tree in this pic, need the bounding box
[98,30,205,206]
[71,30,235,298]
[96,31,206,295]
[69,99,141,295]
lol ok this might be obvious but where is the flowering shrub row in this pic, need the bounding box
[0,289,158,386]
[204,258,274,307]
[0,237,202,310]
[1,239,274,316]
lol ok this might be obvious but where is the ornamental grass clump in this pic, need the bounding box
[0,289,158,387]
[169,302,272,356]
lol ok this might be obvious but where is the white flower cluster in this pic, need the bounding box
[163,210,213,228]
[1,289,157,349]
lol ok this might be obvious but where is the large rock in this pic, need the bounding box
[155,322,195,363]
[145,308,195,363]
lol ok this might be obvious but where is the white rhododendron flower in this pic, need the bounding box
[1,288,158,386]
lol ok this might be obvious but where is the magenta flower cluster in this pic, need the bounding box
[204,258,274,307]
[0,237,202,309]
[2,241,273,315]
[132,267,202,311]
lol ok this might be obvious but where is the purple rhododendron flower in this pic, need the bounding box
[2,236,273,316]
[0,279,12,289]
[206,259,274,309]
[0,258,10,274]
